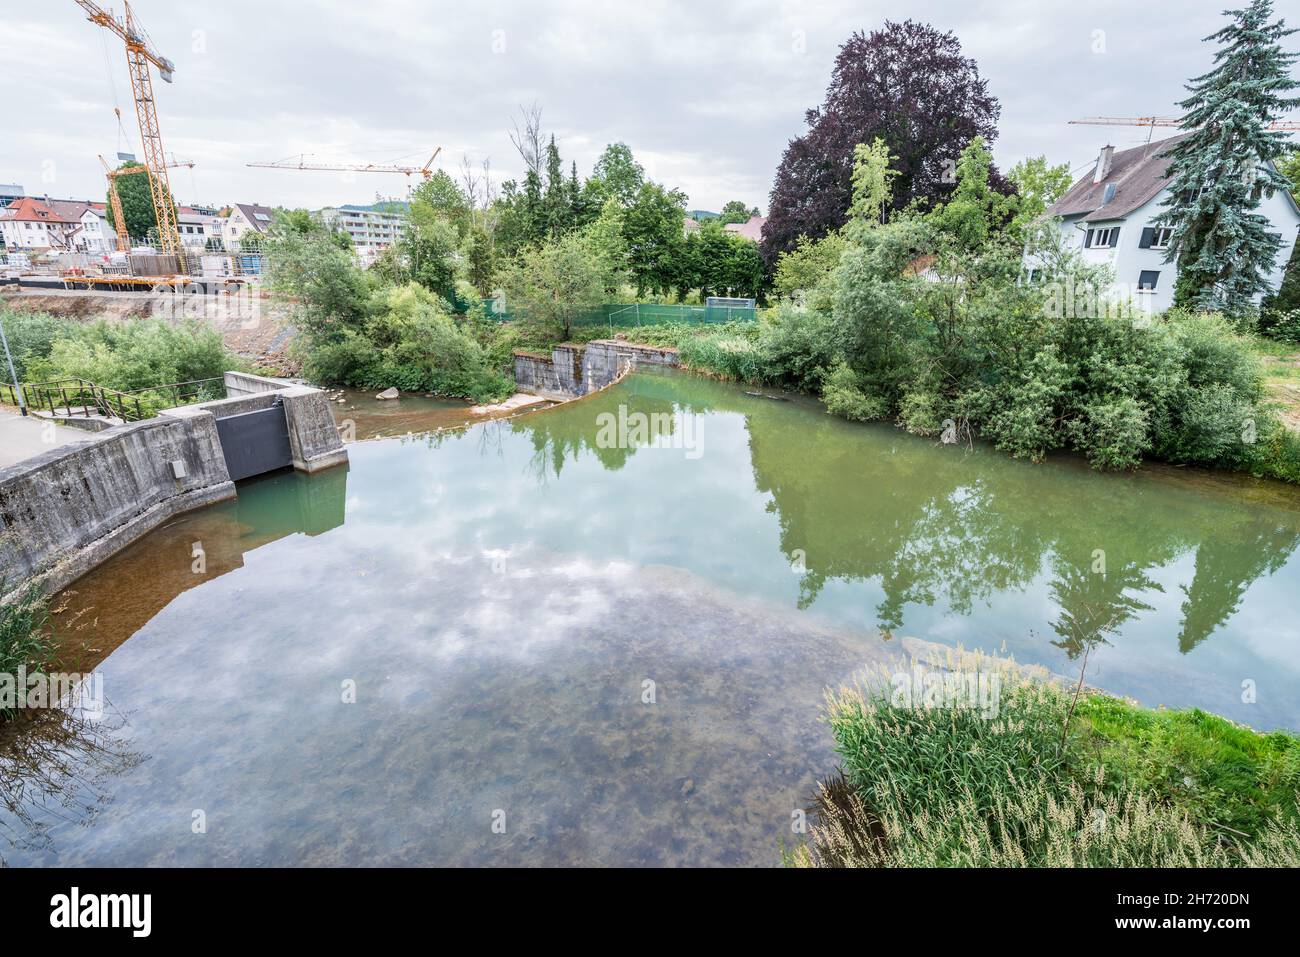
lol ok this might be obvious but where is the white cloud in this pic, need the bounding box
[0,1,1269,213]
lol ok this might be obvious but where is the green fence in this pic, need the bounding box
[479,301,756,328]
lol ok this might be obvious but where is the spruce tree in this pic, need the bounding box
[542,135,567,238]
[1155,0,1299,316]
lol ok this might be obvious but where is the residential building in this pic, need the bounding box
[223,202,275,248]
[683,217,701,236]
[0,184,23,209]
[318,203,407,263]
[724,214,767,243]
[1027,135,1300,313]
[178,206,223,249]
[44,199,113,253]
[0,197,79,251]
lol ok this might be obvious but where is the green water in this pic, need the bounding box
[2,368,1299,866]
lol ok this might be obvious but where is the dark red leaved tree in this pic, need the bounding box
[761,20,1005,267]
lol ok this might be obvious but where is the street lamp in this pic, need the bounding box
[0,314,27,415]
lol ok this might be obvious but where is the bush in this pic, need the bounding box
[821,361,889,421]
[23,317,232,394]
[299,283,512,403]
[0,309,63,380]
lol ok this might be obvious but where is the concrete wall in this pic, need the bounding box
[164,373,348,474]
[0,413,236,603]
[0,370,350,601]
[513,340,679,399]
[223,370,290,398]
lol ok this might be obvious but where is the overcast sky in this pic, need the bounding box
[2,1,1290,213]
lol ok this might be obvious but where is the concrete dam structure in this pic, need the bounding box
[0,372,346,604]
[512,339,680,400]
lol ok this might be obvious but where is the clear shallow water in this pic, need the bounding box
[3,368,1300,866]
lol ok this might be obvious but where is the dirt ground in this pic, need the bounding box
[0,287,300,375]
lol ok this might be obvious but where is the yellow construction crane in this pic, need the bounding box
[99,153,194,253]
[247,148,443,179]
[1071,116,1300,131]
[75,1,185,263]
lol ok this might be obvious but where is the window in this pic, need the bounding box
[1085,226,1119,248]
[1137,270,1160,291]
[1150,227,1172,249]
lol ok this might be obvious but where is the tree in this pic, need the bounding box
[585,143,645,208]
[1007,155,1073,240]
[411,171,472,235]
[541,135,571,238]
[496,231,619,341]
[1154,0,1300,315]
[762,20,1003,267]
[926,137,1013,252]
[105,161,177,242]
[622,181,687,295]
[719,200,759,225]
[848,138,898,228]
[773,231,848,299]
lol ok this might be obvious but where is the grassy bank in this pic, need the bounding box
[791,650,1300,867]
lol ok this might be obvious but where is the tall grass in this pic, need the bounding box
[790,648,1300,867]
[0,584,53,723]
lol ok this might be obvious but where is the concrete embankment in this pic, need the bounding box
[0,371,347,603]
[513,339,680,400]
[0,412,235,604]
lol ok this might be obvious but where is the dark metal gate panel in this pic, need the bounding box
[215,403,292,481]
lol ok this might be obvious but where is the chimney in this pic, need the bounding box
[1092,145,1115,185]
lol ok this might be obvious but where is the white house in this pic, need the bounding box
[317,203,407,264]
[222,202,275,248]
[45,199,113,254]
[177,206,222,249]
[1028,134,1300,313]
[0,197,80,251]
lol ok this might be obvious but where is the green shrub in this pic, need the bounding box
[23,317,233,394]
[0,309,64,381]
[1072,396,1150,470]
[821,361,889,422]
[299,283,512,403]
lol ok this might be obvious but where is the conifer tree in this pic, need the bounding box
[1155,0,1299,315]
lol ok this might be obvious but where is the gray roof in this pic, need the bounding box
[233,203,276,231]
[1047,133,1193,224]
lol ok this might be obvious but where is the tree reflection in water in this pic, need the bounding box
[0,704,143,863]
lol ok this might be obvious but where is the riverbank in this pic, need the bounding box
[792,647,1300,867]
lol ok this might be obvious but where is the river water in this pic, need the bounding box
[2,368,1298,865]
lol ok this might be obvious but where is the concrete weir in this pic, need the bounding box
[513,339,680,400]
[0,371,346,603]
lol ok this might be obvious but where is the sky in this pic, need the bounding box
[1,0,1289,214]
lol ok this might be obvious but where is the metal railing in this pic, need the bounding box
[3,376,226,423]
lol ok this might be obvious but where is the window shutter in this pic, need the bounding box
[1108,229,1120,248]
[1139,227,1155,249]
[1083,229,1093,248]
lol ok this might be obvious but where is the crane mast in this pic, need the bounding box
[76,1,185,263]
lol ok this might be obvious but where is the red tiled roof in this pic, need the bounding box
[0,196,75,224]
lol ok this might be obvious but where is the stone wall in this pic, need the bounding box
[513,340,680,399]
[0,413,236,603]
